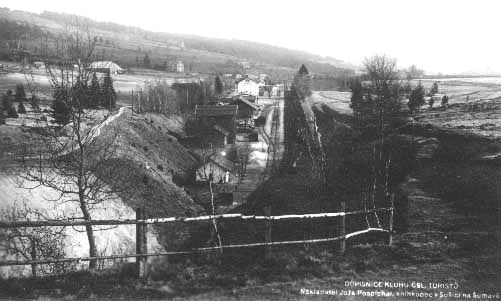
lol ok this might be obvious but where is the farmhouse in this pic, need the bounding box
[89,61,124,74]
[194,104,238,146]
[196,153,235,183]
[237,77,259,97]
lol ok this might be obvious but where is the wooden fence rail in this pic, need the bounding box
[0,207,392,228]
[0,198,395,278]
[0,228,389,267]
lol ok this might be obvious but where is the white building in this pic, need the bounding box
[237,77,259,97]
[89,61,124,74]
[176,61,185,73]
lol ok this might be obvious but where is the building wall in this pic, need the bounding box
[237,79,259,96]
[177,61,185,73]
[196,162,232,183]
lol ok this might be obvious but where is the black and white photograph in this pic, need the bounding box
[0,0,499,300]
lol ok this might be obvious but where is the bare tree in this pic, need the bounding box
[20,19,127,270]
[0,203,70,276]
[362,55,402,217]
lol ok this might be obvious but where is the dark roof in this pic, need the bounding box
[235,97,259,111]
[195,105,238,118]
[208,153,234,171]
[213,124,230,136]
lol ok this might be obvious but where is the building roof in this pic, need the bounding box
[234,97,259,111]
[89,61,123,71]
[195,105,238,118]
[208,153,234,172]
[213,124,230,136]
[236,77,258,85]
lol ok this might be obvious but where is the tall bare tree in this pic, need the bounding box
[363,55,402,209]
[20,19,126,270]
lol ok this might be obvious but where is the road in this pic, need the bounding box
[231,96,284,207]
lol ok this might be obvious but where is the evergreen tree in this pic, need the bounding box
[72,77,88,110]
[52,87,70,125]
[17,102,26,114]
[408,81,426,112]
[214,75,223,95]
[441,95,449,107]
[143,53,151,69]
[292,64,312,99]
[101,74,116,110]
[430,81,439,96]
[15,83,26,102]
[349,78,365,119]
[3,90,18,118]
[428,97,435,108]
[89,73,101,108]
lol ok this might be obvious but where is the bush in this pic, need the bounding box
[17,102,26,114]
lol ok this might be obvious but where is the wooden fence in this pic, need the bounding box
[0,196,395,278]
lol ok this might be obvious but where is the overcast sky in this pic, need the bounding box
[2,0,500,74]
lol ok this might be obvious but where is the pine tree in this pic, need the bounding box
[428,97,435,108]
[52,87,70,125]
[214,75,223,95]
[89,73,101,108]
[292,64,312,99]
[430,81,439,96]
[441,95,449,107]
[408,81,426,112]
[72,77,89,110]
[350,78,365,120]
[3,90,18,118]
[17,102,26,114]
[15,84,26,102]
[143,53,151,69]
[101,74,117,110]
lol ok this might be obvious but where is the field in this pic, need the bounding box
[415,78,501,139]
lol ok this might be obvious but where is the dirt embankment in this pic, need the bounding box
[91,110,207,250]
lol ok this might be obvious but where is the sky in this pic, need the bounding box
[1,0,500,74]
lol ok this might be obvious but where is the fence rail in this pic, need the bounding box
[0,207,392,228]
[0,196,395,278]
[0,228,389,267]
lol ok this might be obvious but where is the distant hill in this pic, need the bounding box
[0,7,355,79]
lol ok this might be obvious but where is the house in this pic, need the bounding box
[236,77,259,97]
[196,153,235,183]
[176,61,185,73]
[232,96,259,121]
[33,61,45,69]
[259,74,269,82]
[89,61,124,75]
[240,61,251,69]
[194,105,238,146]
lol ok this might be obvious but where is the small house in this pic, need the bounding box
[89,61,124,75]
[33,61,45,69]
[194,105,238,146]
[196,153,235,183]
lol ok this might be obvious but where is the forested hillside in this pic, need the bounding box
[0,7,355,78]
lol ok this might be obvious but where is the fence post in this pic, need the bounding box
[388,194,395,246]
[264,204,272,261]
[136,208,147,279]
[340,201,346,255]
[30,241,37,277]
